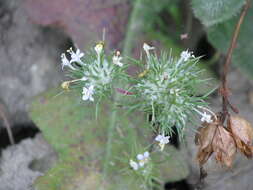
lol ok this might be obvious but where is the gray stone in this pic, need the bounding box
[0,0,68,126]
[0,134,57,190]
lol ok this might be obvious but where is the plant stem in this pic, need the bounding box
[103,103,118,176]
[220,0,250,120]
[103,0,143,178]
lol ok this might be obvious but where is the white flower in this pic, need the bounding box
[61,53,76,70]
[180,50,194,61]
[155,133,170,151]
[201,112,213,123]
[82,85,94,101]
[94,43,103,55]
[129,159,139,170]
[68,48,84,63]
[143,43,154,57]
[137,151,149,167]
[112,51,123,67]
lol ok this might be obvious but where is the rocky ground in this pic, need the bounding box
[0,1,65,189]
[0,0,67,126]
[0,134,57,190]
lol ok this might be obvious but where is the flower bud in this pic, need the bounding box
[61,81,70,91]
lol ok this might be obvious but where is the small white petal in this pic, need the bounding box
[112,55,123,67]
[82,94,89,101]
[155,135,163,142]
[143,43,154,58]
[61,53,76,70]
[163,136,170,144]
[180,50,194,61]
[143,43,155,51]
[82,85,95,102]
[201,112,213,123]
[69,48,84,63]
[139,162,145,167]
[143,151,149,158]
[155,133,170,150]
[137,154,144,160]
[89,85,94,91]
[129,160,139,170]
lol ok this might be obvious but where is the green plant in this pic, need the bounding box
[29,0,253,189]
[57,40,213,188]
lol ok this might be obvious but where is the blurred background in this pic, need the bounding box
[0,0,253,189]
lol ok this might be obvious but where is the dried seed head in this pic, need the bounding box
[212,125,236,167]
[195,120,237,167]
[228,115,253,158]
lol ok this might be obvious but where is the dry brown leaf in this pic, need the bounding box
[212,126,236,167]
[228,115,253,158]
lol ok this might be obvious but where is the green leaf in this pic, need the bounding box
[207,4,253,79]
[192,0,246,27]
[29,88,189,190]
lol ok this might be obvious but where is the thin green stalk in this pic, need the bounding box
[103,0,143,177]
[103,102,118,176]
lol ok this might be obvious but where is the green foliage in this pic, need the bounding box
[207,4,253,79]
[192,0,246,27]
[63,46,127,102]
[29,88,189,190]
[130,49,210,137]
[28,1,219,188]
[192,0,253,78]
[123,0,181,56]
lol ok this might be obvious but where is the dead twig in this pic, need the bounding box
[0,103,15,145]
[220,0,251,122]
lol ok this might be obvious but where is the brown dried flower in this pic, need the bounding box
[196,114,253,167]
[195,123,216,165]
[228,115,253,158]
[212,125,236,167]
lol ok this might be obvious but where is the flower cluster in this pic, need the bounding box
[155,133,170,151]
[131,44,210,135]
[129,151,150,171]
[60,43,126,102]
[59,42,215,187]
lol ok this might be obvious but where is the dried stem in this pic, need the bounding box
[220,0,251,121]
[0,103,15,145]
